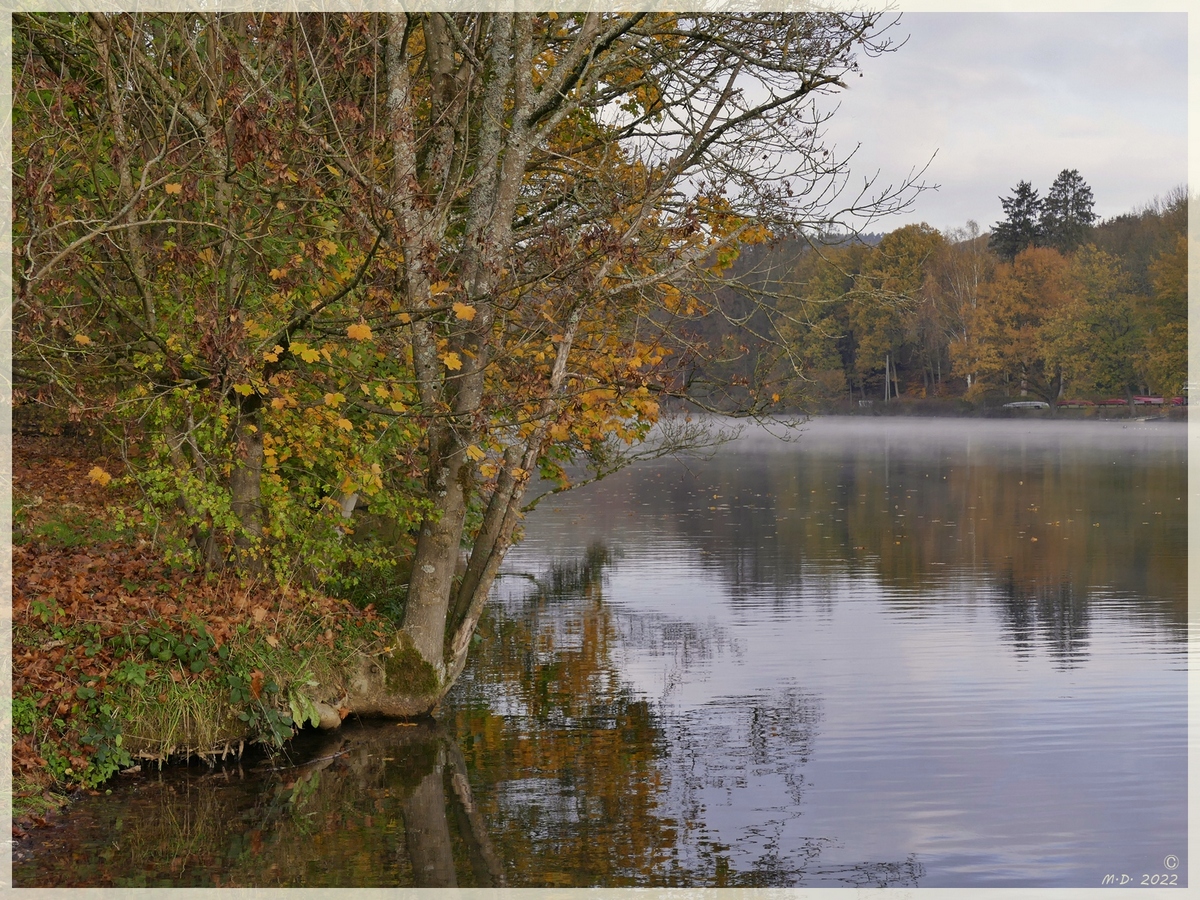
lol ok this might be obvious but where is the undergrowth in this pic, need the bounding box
[12,432,397,818]
[14,558,392,797]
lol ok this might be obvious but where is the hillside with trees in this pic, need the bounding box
[760,177,1188,412]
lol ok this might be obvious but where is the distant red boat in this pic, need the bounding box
[1093,396,1186,407]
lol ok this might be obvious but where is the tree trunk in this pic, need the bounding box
[229,409,264,565]
[387,14,535,688]
[401,430,471,683]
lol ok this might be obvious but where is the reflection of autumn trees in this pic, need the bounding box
[447,556,685,885]
[579,429,1185,653]
[654,687,829,886]
[831,447,1186,613]
[994,576,1089,667]
[446,552,919,887]
[14,722,505,887]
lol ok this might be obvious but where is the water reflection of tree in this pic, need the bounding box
[605,441,1186,635]
[14,721,505,887]
[449,545,685,885]
[995,572,1090,666]
[447,547,925,888]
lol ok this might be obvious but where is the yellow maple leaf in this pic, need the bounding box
[324,392,345,407]
[465,444,486,461]
[453,302,477,321]
[335,418,353,431]
[290,341,322,364]
[87,466,112,487]
[347,322,373,341]
[430,280,451,295]
[441,352,463,371]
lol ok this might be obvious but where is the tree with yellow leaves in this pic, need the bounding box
[1141,234,1188,398]
[15,11,925,716]
[961,246,1071,408]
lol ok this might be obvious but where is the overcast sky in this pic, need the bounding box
[816,11,1188,236]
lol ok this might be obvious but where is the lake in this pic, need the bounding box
[13,417,1188,889]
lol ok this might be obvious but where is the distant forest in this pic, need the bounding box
[692,178,1187,413]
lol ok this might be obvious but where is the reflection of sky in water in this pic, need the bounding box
[498,417,1187,887]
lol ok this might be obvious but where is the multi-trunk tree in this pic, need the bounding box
[15,11,924,714]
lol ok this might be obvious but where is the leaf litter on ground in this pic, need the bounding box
[11,431,392,834]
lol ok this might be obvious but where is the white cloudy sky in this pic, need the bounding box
[814,11,1188,235]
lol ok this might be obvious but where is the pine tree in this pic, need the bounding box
[989,181,1043,261]
[1040,168,1096,252]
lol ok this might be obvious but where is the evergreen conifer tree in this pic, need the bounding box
[1040,168,1096,252]
[989,181,1043,261]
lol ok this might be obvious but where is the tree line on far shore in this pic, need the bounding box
[699,177,1187,412]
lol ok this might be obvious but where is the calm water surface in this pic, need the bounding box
[15,417,1188,888]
